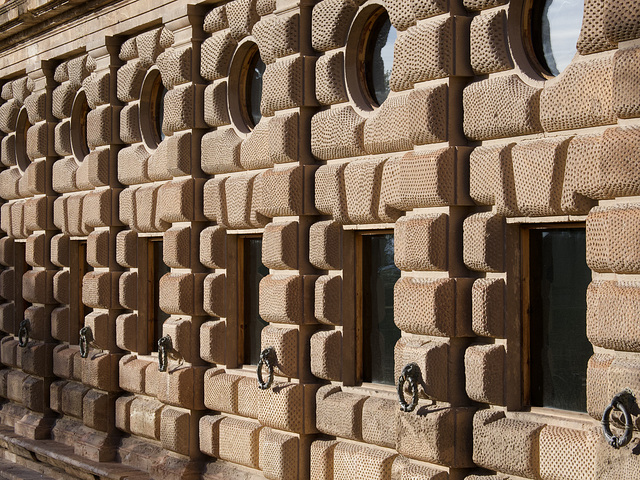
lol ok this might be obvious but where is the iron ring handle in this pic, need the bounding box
[18,320,29,348]
[257,347,275,390]
[158,335,173,372]
[79,326,93,358]
[602,391,634,449]
[397,363,420,413]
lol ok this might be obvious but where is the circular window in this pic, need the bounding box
[140,68,167,149]
[15,107,31,173]
[525,0,584,77]
[346,6,397,110]
[229,42,265,133]
[70,90,90,163]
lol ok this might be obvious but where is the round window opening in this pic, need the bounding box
[526,0,584,77]
[359,8,396,107]
[241,45,265,130]
[70,90,90,163]
[15,107,31,173]
[140,68,167,149]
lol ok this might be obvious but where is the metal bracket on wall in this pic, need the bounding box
[602,389,636,449]
[17,320,29,348]
[79,326,94,358]
[257,347,276,390]
[397,362,421,413]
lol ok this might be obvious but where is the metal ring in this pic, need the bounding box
[18,320,29,348]
[602,390,634,449]
[257,347,275,390]
[79,326,93,358]
[397,363,420,413]
[158,335,172,372]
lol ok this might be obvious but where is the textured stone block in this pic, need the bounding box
[314,275,341,326]
[199,414,223,458]
[116,313,137,353]
[203,273,225,318]
[470,10,511,75]
[130,396,163,440]
[512,136,571,216]
[539,426,598,480]
[463,75,542,141]
[361,397,396,448]
[472,278,504,338]
[395,213,448,271]
[83,389,109,431]
[258,428,299,480]
[114,395,134,434]
[218,416,262,468]
[263,221,298,270]
[163,225,190,268]
[119,355,150,395]
[311,106,366,161]
[261,325,298,378]
[316,385,366,440]
[463,212,504,272]
[82,352,121,392]
[309,220,342,271]
[160,407,191,456]
[203,369,238,414]
[200,320,225,365]
[310,330,341,381]
[259,382,316,434]
[199,225,226,269]
[51,307,70,343]
[50,234,69,268]
[259,274,303,324]
[394,337,449,401]
[465,344,505,405]
[473,410,543,478]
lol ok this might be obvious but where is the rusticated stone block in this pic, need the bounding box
[512,136,571,216]
[199,414,223,458]
[0,237,14,267]
[395,213,448,271]
[311,0,358,52]
[157,365,206,410]
[218,416,262,468]
[82,353,121,392]
[157,177,193,223]
[310,330,341,381]
[314,275,341,326]
[473,409,543,478]
[540,56,616,132]
[260,56,303,117]
[162,318,192,364]
[465,344,505,405]
[539,426,598,480]
[203,273,225,318]
[314,163,348,222]
[470,10,512,75]
[62,381,90,418]
[316,385,366,440]
[118,272,137,310]
[463,212,504,272]
[50,234,69,268]
[200,320,225,365]
[159,272,195,315]
[25,233,44,267]
[394,277,462,337]
[53,344,77,380]
[130,396,163,440]
[259,382,317,434]
[463,75,542,141]
[119,355,150,395]
[472,278,504,338]
[23,269,55,304]
[361,397,396,448]
[309,220,342,271]
[115,229,137,268]
[263,221,298,270]
[82,271,118,309]
[255,166,303,218]
[163,225,190,269]
[200,225,226,269]
[259,274,303,324]
[116,313,137,353]
[390,17,452,91]
[51,306,70,344]
[86,230,109,268]
[115,395,134,434]
[83,389,109,431]
[203,369,239,414]
[258,428,299,480]
[394,337,449,401]
[381,148,455,211]
[261,325,298,378]
[160,407,191,456]
[311,106,366,161]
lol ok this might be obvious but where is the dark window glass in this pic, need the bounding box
[243,237,269,365]
[245,50,265,129]
[151,240,171,349]
[15,107,31,172]
[362,233,401,385]
[529,228,592,412]
[531,0,583,76]
[151,75,167,144]
[364,11,396,106]
[71,90,90,162]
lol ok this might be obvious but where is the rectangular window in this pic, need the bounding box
[359,232,401,385]
[525,226,593,412]
[149,239,170,351]
[241,236,268,366]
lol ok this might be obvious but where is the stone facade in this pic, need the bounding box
[0,0,638,479]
